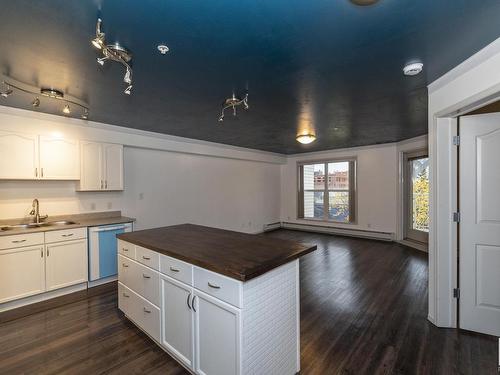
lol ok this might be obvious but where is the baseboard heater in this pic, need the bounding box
[279,222,394,242]
[263,222,282,232]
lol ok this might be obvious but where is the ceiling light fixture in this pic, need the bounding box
[296,133,316,144]
[0,86,13,98]
[1,78,89,119]
[218,92,249,122]
[403,62,424,76]
[91,18,134,95]
[157,44,169,55]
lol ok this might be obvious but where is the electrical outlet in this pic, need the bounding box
[90,203,96,211]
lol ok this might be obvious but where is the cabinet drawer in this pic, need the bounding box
[119,282,160,343]
[117,239,135,258]
[193,267,242,308]
[119,255,160,306]
[45,227,87,243]
[0,232,44,250]
[136,246,160,270]
[160,255,193,285]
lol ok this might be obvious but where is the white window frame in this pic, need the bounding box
[297,158,357,223]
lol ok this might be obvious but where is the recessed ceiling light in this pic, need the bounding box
[403,62,424,76]
[349,0,380,6]
[296,134,316,144]
[157,44,170,55]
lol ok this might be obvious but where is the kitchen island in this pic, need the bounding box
[116,224,316,375]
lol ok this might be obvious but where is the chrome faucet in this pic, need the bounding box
[29,199,48,224]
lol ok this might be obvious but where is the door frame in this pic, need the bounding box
[428,36,500,328]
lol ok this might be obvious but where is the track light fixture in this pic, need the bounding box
[91,18,134,95]
[218,92,249,122]
[1,78,89,119]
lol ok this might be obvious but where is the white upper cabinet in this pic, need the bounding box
[0,131,38,179]
[78,142,123,191]
[0,131,80,180]
[39,136,80,180]
[103,143,123,190]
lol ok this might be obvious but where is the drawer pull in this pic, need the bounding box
[142,256,151,260]
[122,263,129,268]
[12,239,27,243]
[123,293,130,298]
[142,274,151,279]
[123,248,129,252]
[169,266,180,272]
[143,307,151,314]
[62,233,74,237]
[208,282,221,289]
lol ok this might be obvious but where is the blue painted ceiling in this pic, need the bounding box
[1,0,500,153]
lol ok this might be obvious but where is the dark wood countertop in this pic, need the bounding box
[117,224,317,281]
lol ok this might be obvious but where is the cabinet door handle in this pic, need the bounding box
[123,293,130,298]
[62,233,74,237]
[122,263,129,268]
[105,180,108,189]
[12,239,26,244]
[187,293,192,310]
[41,249,44,257]
[207,282,221,289]
[169,266,180,272]
[100,180,103,189]
[192,296,197,312]
[47,248,50,256]
[41,168,44,178]
[142,256,151,260]
[143,307,151,314]
[35,168,38,177]
[142,274,151,279]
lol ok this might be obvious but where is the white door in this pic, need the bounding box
[460,113,500,336]
[161,275,195,370]
[79,141,103,190]
[45,239,88,291]
[0,131,38,179]
[194,291,240,375]
[0,245,45,303]
[39,135,80,180]
[103,143,123,190]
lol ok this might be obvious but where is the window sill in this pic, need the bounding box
[297,217,357,226]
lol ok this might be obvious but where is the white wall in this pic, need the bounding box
[281,136,427,236]
[0,107,282,233]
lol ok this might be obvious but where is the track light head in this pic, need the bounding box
[124,67,132,84]
[124,85,133,95]
[62,104,71,114]
[97,57,108,66]
[32,97,40,108]
[81,109,89,120]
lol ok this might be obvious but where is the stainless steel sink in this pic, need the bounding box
[0,220,78,230]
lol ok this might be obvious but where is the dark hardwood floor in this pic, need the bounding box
[0,230,497,374]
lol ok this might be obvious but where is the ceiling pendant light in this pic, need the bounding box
[62,104,71,114]
[296,133,316,144]
[32,97,40,107]
[91,18,134,95]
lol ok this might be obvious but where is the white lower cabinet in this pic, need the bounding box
[0,245,45,303]
[160,275,195,370]
[194,291,240,375]
[45,239,88,291]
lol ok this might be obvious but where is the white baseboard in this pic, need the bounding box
[263,222,282,232]
[0,283,87,313]
[280,222,394,241]
[397,239,428,252]
[88,275,117,288]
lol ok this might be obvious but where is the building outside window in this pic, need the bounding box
[298,159,356,223]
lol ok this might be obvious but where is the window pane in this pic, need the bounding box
[303,163,325,190]
[328,162,349,190]
[328,191,349,222]
[304,191,324,219]
[410,157,429,232]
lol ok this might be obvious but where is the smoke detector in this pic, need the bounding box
[157,44,170,55]
[403,62,424,76]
